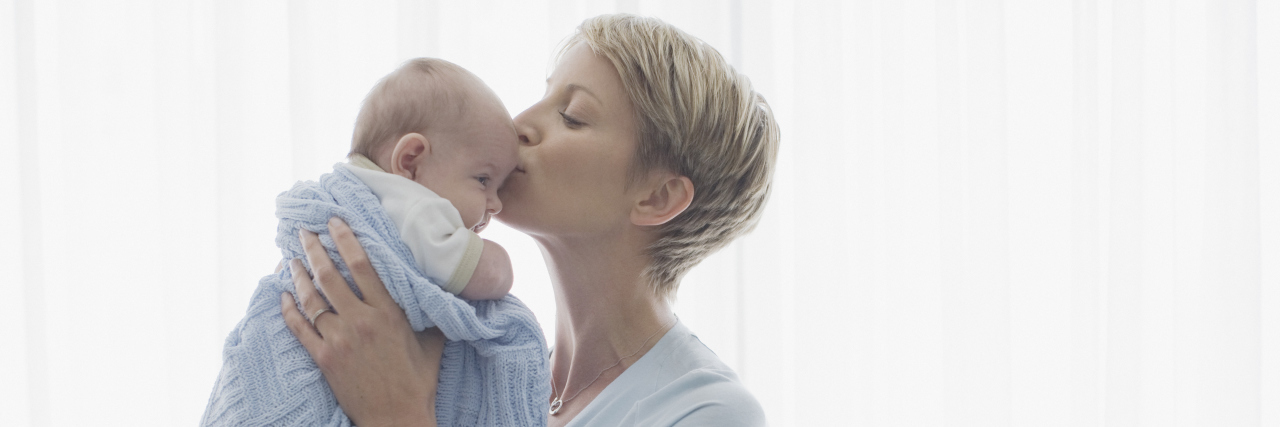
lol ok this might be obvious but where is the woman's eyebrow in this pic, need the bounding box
[564,84,600,102]
[548,77,602,103]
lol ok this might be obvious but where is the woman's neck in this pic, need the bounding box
[535,230,675,400]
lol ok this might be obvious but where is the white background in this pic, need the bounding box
[2,0,1278,426]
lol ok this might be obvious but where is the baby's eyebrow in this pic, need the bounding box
[480,160,511,174]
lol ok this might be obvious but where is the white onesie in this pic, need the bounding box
[342,154,484,295]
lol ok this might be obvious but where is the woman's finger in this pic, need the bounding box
[299,228,361,311]
[415,327,447,360]
[281,291,326,352]
[290,258,337,333]
[327,217,396,308]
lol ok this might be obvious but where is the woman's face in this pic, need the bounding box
[497,43,641,239]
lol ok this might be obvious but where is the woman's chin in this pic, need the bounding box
[494,209,537,235]
[495,207,567,243]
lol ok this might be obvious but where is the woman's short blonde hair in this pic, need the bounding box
[565,14,780,301]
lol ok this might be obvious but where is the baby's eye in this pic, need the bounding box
[476,176,490,187]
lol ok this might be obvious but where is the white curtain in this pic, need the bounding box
[2,0,1276,426]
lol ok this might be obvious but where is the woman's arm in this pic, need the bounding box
[279,217,444,427]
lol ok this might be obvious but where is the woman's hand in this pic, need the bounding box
[280,217,444,427]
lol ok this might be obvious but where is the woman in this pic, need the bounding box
[280,14,778,426]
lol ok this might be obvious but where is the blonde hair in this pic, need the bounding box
[350,58,480,161]
[565,14,780,301]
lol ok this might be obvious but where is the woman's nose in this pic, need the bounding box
[513,109,540,147]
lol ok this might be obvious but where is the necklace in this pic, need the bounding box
[548,316,677,415]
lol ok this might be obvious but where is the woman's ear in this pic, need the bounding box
[631,174,695,226]
[387,133,431,180]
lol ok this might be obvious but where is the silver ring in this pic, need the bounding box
[309,307,333,327]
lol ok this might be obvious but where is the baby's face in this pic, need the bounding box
[417,103,520,233]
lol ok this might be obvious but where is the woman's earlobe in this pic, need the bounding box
[632,175,694,226]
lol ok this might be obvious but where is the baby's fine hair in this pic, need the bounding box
[349,58,483,161]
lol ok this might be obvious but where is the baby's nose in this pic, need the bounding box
[488,196,502,215]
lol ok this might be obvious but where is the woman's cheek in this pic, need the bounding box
[495,174,534,222]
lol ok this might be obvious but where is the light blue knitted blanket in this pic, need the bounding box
[201,164,551,426]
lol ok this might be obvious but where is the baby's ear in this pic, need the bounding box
[388,133,430,179]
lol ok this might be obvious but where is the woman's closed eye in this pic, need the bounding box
[559,111,585,128]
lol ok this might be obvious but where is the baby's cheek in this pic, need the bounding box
[465,198,488,227]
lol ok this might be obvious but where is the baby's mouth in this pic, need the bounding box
[472,218,488,233]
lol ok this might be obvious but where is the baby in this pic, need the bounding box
[342,58,519,299]
[201,59,550,427]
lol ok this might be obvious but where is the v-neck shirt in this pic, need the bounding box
[561,320,766,426]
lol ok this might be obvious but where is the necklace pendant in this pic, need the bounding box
[549,397,563,415]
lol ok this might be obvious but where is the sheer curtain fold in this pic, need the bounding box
[2,1,1275,426]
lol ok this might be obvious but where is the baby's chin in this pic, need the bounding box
[471,217,490,233]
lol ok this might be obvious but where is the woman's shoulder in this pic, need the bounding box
[626,366,766,426]
[620,322,767,426]
[569,320,767,427]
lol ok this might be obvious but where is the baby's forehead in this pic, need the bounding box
[454,125,519,168]
[472,131,520,160]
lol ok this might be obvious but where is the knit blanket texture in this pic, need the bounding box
[201,163,550,426]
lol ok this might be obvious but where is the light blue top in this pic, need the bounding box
[564,320,766,426]
[201,164,549,427]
